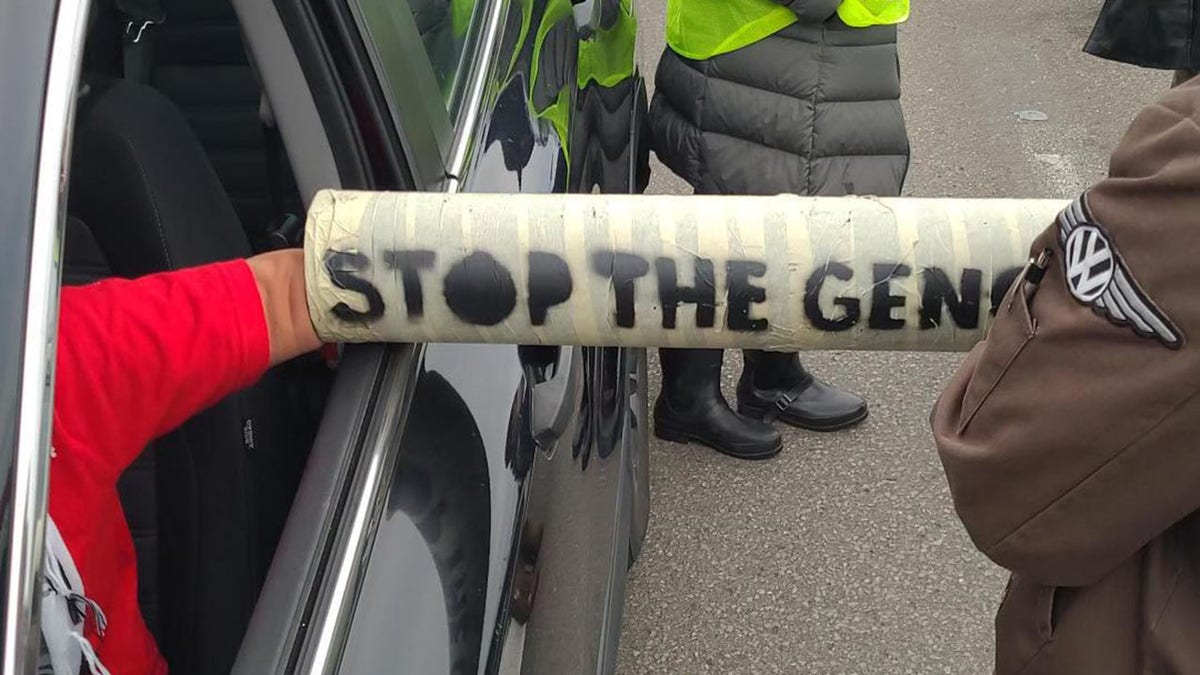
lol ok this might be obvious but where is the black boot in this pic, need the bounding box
[654,348,781,460]
[736,351,868,431]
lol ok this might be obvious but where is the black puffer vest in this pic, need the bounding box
[649,17,910,197]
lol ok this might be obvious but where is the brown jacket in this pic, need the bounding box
[933,78,1200,674]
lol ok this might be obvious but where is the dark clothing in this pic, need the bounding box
[649,19,909,197]
[932,78,1200,674]
[648,5,898,455]
[1085,0,1200,71]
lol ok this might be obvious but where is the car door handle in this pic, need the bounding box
[531,346,581,448]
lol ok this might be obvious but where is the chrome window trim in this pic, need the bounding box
[294,346,423,675]
[3,0,91,672]
[441,0,491,119]
[445,0,507,182]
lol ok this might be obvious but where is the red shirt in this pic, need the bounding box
[51,260,270,675]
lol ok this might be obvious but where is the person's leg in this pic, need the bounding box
[736,350,868,432]
[655,348,781,459]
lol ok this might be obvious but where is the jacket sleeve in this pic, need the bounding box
[932,79,1200,587]
[771,0,840,23]
[53,259,271,482]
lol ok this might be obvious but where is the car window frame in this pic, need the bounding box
[0,0,92,672]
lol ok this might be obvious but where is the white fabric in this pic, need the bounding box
[40,515,110,675]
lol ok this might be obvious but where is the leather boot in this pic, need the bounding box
[736,351,868,431]
[654,348,782,459]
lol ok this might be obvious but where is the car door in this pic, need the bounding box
[325,0,650,671]
[229,0,649,672]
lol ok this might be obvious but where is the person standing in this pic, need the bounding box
[647,0,910,459]
[933,78,1200,675]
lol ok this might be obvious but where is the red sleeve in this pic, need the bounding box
[53,259,271,481]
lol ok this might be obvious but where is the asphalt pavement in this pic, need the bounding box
[616,0,1168,672]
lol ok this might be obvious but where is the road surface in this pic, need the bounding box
[616,0,1168,671]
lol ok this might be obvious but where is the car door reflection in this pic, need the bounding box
[339,368,491,675]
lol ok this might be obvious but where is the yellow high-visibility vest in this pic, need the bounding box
[666,0,908,61]
[837,0,908,28]
[665,0,795,60]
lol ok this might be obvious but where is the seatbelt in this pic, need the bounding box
[116,0,165,83]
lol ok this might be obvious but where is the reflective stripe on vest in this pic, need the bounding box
[836,0,908,27]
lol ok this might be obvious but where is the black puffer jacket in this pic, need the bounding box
[1085,0,1200,70]
[649,14,909,197]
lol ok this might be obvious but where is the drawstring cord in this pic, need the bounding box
[70,633,112,675]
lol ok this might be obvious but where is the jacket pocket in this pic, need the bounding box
[957,263,1040,433]
[995,575,1057,674]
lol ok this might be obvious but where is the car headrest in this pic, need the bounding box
[62,216,114,286]
[69,79,251,277]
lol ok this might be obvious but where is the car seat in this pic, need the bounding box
[66,79,317,675]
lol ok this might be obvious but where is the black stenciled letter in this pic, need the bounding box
[324,250,385,322]
[989,267,1024,316]
[869,263,911,330]
[591,251,650,328]
[443,251,518,326]
[655,256,716,329]
[382,249,436,318]
[528,251,573,325]
[804,262,859,331]
[726,260,768,332]
[919,267,982,329]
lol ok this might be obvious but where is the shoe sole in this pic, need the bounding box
[653,424,783,460]
[736,402,869,432]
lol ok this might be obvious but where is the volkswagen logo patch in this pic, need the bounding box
[1065,224,1114,303]
[1057,194,1184,349]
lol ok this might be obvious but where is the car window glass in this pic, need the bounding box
[352,0,484,117]
[410,0,483,110]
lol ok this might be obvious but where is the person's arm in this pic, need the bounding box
[54,248,320,481]
[248,248,321,366]
[932,78,1200,587]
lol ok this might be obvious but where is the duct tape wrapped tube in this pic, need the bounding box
[303,190,1069,352]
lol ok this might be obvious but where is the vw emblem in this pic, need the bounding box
[1065,224,1115,303]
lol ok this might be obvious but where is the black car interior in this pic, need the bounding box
[63,1,331,672]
